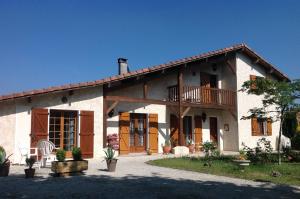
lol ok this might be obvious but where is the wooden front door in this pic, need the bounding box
[49,110,78,157]
[129,113,147,153]
[209,117,218,144]
[183,116,192,145]
[200,72,218,104]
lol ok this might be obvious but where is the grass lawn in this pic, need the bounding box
[148,156,300,186]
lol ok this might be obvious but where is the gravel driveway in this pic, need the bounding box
[0,154,299,199]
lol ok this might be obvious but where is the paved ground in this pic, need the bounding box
[0,154,299,199]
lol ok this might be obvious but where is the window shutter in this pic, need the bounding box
[267,118,272,136]
[194,116,203,145]
[250,75,257,90]
[80,111,94,158]
[251,117,258,136]
[31,108,49,148]
[170,114,179,146]
[119,112,130,155]
[149,114,158,153]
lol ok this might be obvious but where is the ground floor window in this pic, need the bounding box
[49,110,78,154]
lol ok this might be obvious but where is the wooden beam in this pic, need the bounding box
[225,59,236,76]
[178,67,184,146]
[253,58,260,64]
[181,107,191,118]
[105,95,176,106]
[106,101,119,115]
[103,89,108,148]
[143,82,148,99]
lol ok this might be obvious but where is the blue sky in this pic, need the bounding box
[0,0,299,95]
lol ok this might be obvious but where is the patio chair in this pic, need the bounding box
[37,139,57,168]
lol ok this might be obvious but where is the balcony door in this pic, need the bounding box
[200,72,218,104]
[49,110,78,157]
[129,113,147,153]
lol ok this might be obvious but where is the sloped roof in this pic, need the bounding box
[0,43,290,102]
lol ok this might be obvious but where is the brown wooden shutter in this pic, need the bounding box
[250,75,257,90]
[119,112,130,155]
[251,117,258,136]
[80,111,94,158]
[149,114,158,153]
[267,118,272,136]
[194,116,202,145]
[31,108,49,148]
[170,114,179,146]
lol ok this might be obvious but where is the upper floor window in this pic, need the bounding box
[251,116,272,136]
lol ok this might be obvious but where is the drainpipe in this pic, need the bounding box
[146,114,149,149]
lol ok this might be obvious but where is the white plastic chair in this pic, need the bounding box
[37,139,57,168]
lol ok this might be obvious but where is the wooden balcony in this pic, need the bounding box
[168,85,236,108]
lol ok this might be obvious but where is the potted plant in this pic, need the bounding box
[233,150,251,169]
[146,148,153,155]
[104,146,117,172]
[0,146,12,177]
[162,140,172,154]
[186,138,195,153]
[25,157,36,178]
[51,148,88,176]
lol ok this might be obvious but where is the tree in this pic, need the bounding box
[282,109,299,138]
[240,78,300,165]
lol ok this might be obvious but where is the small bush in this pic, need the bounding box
[202,141,217,157]
[243,138,274,164]
[25,157,36,169]
[72,147,82,161]
[107,134,119,150]
[56,149,66,162]
[0,146,6,164]
[291,134,300,150]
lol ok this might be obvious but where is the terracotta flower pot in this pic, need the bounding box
[188,145,195,153]
[25,168,35,178]
[0,162,10,177]
[163,146,171,154]
[106,159,117,172]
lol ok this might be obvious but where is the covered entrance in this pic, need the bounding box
[129,113,147,153]
[119,112,158,155]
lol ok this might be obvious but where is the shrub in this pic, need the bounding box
[107,134,119,150]
[202,141,217,157]
[56,149,66,162]
[243,138,274,164]
[72,147,82,161]
[291,134,300,150]
[0,146,6,164]
[25,157,36,169]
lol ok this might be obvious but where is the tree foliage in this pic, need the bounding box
[240,77,300,164]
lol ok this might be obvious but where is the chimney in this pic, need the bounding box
[118,58,129,75]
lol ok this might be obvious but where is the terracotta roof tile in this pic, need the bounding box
[0,43,289,102]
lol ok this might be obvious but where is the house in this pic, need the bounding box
[0,44,290,163]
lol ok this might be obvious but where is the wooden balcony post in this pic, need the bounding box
[103,87,107,148]
[178,67,184,146]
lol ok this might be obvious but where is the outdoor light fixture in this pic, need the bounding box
[61,96,68,103]
[212,63,217,71]
[108,109,114,118]
[201,112,207,122]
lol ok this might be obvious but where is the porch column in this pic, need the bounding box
[178,67,184,146]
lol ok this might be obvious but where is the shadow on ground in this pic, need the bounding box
[0,173,299,199]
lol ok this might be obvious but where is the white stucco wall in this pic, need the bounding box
[2,86,103,163]
[0,101,16,157]
[236,53,280,150]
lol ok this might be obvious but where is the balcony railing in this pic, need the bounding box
[168,85,236,107]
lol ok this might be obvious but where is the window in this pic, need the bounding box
[251,117,272,136]
[49,110,78,154]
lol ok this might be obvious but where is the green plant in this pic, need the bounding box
[25,157,36,169]
[147,148,152,155]
[164,140,171,147]
[56,149,66,162]
[104,147,116,160]
[0,146,11,166]
[291,134,300,150]
[202,141,216,157]
[72,147,82,161]
[186,138,194,146]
